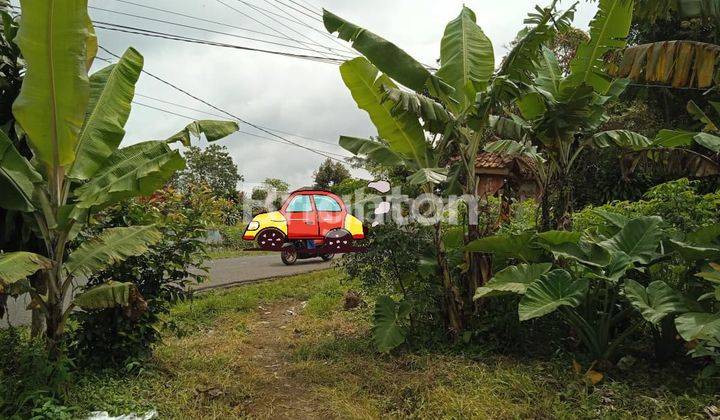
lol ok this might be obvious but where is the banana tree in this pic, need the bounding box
[470,215,694,363]
[0,0,238,354]
[593,99,720,177]
[324,2,576,335]
[505,0,636,230]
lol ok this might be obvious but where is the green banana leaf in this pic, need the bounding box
[0,252,52,288]
[0,130,42,211]
[381,87,452,133]
[69,47,144,180]
[73,280,137,309]
[465,231,544,262]
[436,6,494,112]
[12,0,91,170]
[592,130,653,150]
[339,136,403,166]
[323,10,452,97]
[565,0,634,94]
[65,225,162,276]
[73,141,185,210]
[165,120,239,146]
[339,57,429,167]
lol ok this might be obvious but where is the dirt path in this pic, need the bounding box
[236,300,327,419]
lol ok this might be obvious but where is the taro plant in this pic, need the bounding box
[0,0,238,355]
[323,1,577,341]
[470,215,704,364]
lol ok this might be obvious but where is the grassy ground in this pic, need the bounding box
[207,248,271,259]
[67,269,717,419]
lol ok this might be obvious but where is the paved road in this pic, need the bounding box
[2,253,333,328]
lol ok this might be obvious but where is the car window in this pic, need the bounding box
[314,195,342,212]
[286,195,312,212]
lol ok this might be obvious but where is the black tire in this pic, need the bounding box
[325,229,353,253]
[256,229,286,251]
[320,253,335,261]
[281,247,298,265]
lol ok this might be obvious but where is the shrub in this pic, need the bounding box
[70,188,211,368]
[0,328,74,418]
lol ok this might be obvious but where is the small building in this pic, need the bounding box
[475,152,541,200]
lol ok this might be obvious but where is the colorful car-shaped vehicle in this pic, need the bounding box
[243,189,365,265]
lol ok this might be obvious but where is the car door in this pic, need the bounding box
[284,194,319,239]
[313,194,346,237]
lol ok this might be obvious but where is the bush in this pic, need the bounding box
[0,328,74,418]
[70,188,212,368]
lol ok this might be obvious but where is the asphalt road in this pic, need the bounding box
[2,253,334,328]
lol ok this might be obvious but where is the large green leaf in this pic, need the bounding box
[465,232,544,262]
[0,252,52,289]
[693,132,720,153]
[65,225,162,276]
[406,167,448,185]
[371,295,409,353]
[535,46,563,96]
[436,6,494,112]
[165,120,239,146]
[12,0,91,170]
[339,136,403,166]
[0,130,42,211]
[381,87,452,133]
[474,263,552,299]
[73,280,137,309]
[498,3,575,85]
[519,269,588,321]
[592,130,653,150]
[675,312,720,341]
[652,129,696,147]
[73,141,185,210]
[668,239,720,261]
[599,216,664,265]
[339,57,429,166]
[624,280,689,325]
[565,0,634,94]
[68,47,143,180]
[323,10,451,97]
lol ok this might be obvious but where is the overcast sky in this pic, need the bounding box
[87,0,598,193]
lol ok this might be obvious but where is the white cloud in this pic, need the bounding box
[90,0,598,192]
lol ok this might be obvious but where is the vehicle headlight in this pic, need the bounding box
[247,221,260,231]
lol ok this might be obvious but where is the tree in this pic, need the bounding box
[0,0,238,355]
[263,177,290,193]
[314,158,350,189]
[324,1,574,338]
[176,144,243,200]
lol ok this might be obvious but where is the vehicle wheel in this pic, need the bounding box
[257,229,286,251]
[281,247,298,265]
[325,229,353,252]
[320,253,335,261]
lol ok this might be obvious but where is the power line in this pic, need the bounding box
[94,23,346,64]
[260,0,357,57]
[89,4,351,56]
[281,0,322,17]
[104,0,306,42]
[234,0,340,58]
[271,0,322,22]
[133,92,344,148]
[99,46,350,163]
[215,0,339,60]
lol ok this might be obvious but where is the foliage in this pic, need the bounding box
[175,144,243,200]
[313,158,350,190]
[372,295,411,353]
[0,1,238,355]
[70,188,211,368]
[0,328,74,418]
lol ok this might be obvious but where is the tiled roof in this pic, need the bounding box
[475,152,515,169]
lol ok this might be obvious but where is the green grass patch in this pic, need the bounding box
[64,269,717,418]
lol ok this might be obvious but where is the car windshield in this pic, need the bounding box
[286,195,312,212]
[314,195,341,212]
